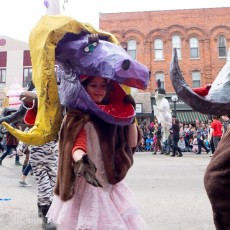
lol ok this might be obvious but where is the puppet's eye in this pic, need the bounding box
[84,43,98,53]
[84,46,90,53]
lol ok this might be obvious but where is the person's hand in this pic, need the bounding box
[73,154,102,188]
[123,94,136,109]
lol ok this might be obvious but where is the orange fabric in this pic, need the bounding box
[72,128,87,154]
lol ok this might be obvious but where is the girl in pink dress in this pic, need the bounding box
[47,76,147,230]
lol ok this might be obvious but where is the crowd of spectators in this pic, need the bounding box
[137,115,230,156]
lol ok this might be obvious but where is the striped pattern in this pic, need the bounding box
[29,140,58,206]
[176,111,208,124]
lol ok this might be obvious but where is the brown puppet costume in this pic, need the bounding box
[204,128,230,229]
[48,83,148,229]
[55,109,141,201]
[170,48,230,229]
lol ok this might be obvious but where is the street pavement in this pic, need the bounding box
[0,152,215,230]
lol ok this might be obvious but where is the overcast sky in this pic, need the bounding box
[1,0,230,42]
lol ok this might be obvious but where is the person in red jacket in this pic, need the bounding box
[210,115,222,156]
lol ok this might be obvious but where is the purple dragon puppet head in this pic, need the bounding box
[56,33,150,125]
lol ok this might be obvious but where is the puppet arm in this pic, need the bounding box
[72,128,102,187]
[127,123,138,147]
[73,154,102,188]
[72,128,87,161]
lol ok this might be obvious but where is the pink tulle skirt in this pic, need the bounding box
[47,178,147,230]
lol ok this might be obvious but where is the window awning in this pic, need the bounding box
[176,111,209,124]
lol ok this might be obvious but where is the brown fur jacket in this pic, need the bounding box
[54,109,141,201]
[204,128,230,229]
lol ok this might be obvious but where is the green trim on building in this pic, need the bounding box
[176,111,209,124]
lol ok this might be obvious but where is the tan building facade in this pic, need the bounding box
[0,36,31,108]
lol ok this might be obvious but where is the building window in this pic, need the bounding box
[192,71,201,88]
[218,35,227,57]
[0,51,7,67]
[0,52,7,88]
[23,67,32,88]
[155,72,165,89]
[23,50,32,66]
[23,50,32,88]
[127,40,136,59]
[190,37,199,58]
[172,35,181,59]
[154,39,164,60]
[0,68,6,87]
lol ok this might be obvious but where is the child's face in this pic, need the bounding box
[86,77,107,104]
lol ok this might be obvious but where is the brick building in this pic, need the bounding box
[99,7,230,125]
[1,8,230,124]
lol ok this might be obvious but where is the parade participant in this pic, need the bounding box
[0,124,6,153]
[0,121,21,166]
[17,126,33,187]
[153,80,172,143]
[210,116,222,149]
[221,115,230,137]
[18,141,33,187]
[31,139,58,230]
[0,85,58,229]
[18,91,58,230]
[170,48,230,229]
[171,118,183,157]
[0,16,149,230]
[18,162,32,187]
[152,122,163,154]
[47,75,147,230]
